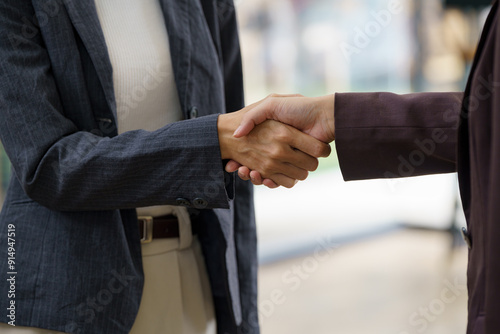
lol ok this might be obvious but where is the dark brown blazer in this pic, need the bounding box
[335,1,499,333]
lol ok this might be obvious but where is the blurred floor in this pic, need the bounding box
[254,167,462,264]
[258,229,468,334]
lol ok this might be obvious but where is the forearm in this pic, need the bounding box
[335,92,463,180]
[3,115,231,211]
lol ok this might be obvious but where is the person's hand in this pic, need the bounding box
[234,93,336,143]
[226,94,336,188]
[218,107,331,188]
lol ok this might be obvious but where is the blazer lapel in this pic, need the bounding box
[63,0,117,121]
[458,1,498,216]
[63,0,206,121]
[159,0,191,116]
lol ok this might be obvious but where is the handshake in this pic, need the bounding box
[218,94,336,188]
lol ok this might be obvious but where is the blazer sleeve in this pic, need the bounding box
[0,1,230,211]
[335,92,463,181]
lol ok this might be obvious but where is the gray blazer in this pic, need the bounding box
[0,1,258,333]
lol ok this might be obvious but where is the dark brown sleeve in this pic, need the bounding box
[335,92,463,181]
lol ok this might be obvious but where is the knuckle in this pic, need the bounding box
[260,160,274,175]
[275,128,291,142]
[268,147,279,158]
[270,146,286,160]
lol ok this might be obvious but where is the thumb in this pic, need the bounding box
[232,119,256,138]
[233,103,272,138]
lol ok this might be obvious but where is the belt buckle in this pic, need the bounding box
[138,216,154,244]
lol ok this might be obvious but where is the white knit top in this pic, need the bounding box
[95,0,185,217]
[95,0,183,135]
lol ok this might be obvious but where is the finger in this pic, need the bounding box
[225,160,242,173]
[321,144,332,158]
[288,127,332,158]
[283,149,321,172]
[249,170,263,185]
[268,161,310,181]
[238,166,251,181]
[268,174,299,189]
[262,179,279,189]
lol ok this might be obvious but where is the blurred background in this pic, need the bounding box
[0,0,492,333]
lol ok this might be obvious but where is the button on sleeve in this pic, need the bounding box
[189,106,199,119]
[193,198,208,209]
[176,198,192,207]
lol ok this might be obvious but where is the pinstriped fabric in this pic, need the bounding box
[0,0,258,333]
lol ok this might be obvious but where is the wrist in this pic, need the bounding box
[317,94,336,142]
[217,112,242,160]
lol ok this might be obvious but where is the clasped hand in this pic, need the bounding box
[218,94,336,188]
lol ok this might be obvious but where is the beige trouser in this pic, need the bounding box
[129,235,216,334]
[1,208,216,334]
[0,323,64,334]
